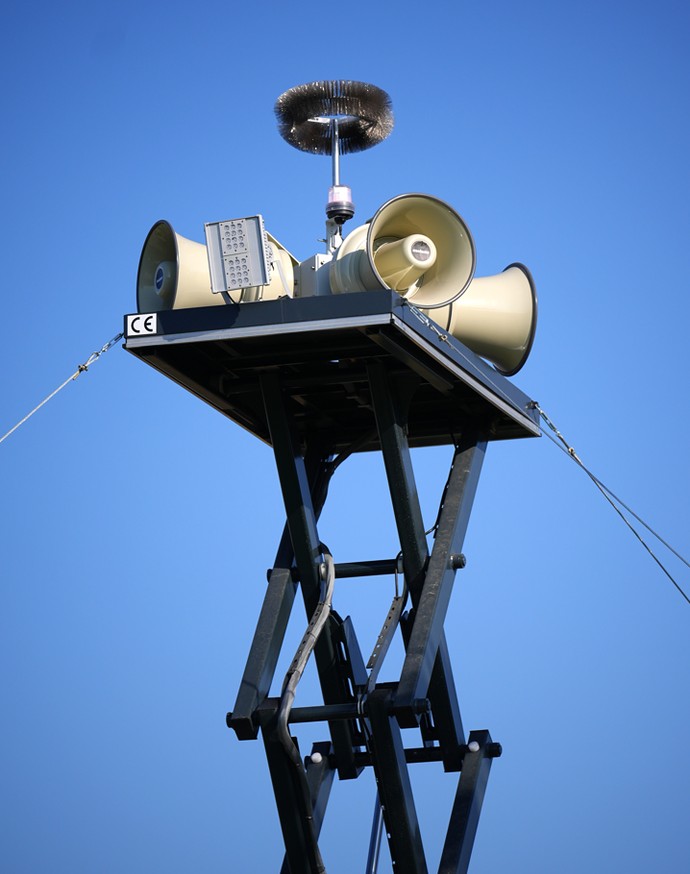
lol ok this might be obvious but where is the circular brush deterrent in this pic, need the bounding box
[275,80,394,155]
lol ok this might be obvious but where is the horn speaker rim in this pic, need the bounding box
[495,261,537,376]
[137,219,179,313]
[441,262,537,376]
[366,193,476,308]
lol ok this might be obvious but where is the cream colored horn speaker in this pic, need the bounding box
[330,194,476,307]
[137,220,297,313]
[137,220,215,313]
[423,263,538,376]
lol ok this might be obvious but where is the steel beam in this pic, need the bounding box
[284,558,402,582]
[366,364,427,593]
[367,362,465,756]
[228,445,329,740]
[280,741,336,874]
[259,710,324,874]
[260,374,359,778]
[438,730,499,874]
[261,374,324,599]
[366,688,428,874]
[232,366,498,874]
[395,435,486,721]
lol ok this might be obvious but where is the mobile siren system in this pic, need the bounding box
[135,80,536,376]
[126,81,541,874]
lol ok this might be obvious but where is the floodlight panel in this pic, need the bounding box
[205,215,271,294]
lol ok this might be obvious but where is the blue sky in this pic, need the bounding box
[1,1,689,872]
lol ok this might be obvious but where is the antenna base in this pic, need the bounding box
[325,185,355,225]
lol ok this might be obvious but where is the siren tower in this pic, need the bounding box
[125,81,540,874]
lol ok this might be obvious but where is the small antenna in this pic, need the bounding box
[275,80,394,250]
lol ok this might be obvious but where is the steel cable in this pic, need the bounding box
[536,405,690,606]
[0,331,123,446]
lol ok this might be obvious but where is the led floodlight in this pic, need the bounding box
[205,215,271,295]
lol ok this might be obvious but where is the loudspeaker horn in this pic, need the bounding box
[330,193,476,308]
[422,263,537,376]
[137,220,297,313]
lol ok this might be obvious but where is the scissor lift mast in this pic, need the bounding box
[125,81,540,873]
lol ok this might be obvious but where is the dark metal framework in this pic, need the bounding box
[124,293,539,873]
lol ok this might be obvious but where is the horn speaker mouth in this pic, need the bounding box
[366,194,476,308]
[137,220,180,313]
[499,262,538,376]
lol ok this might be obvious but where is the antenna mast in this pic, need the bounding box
[275,80,394,252]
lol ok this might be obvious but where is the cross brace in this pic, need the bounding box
[227,364,498,873]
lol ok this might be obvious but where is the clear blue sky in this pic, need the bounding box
[2,1,689,872]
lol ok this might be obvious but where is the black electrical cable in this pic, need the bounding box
[275,551,335,874]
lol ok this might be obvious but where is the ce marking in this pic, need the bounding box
[127,313,158,336]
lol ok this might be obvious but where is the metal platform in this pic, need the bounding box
[123,292,539,452]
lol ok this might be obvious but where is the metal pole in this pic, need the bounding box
[332,118,340,186]
[365,792,384,874]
